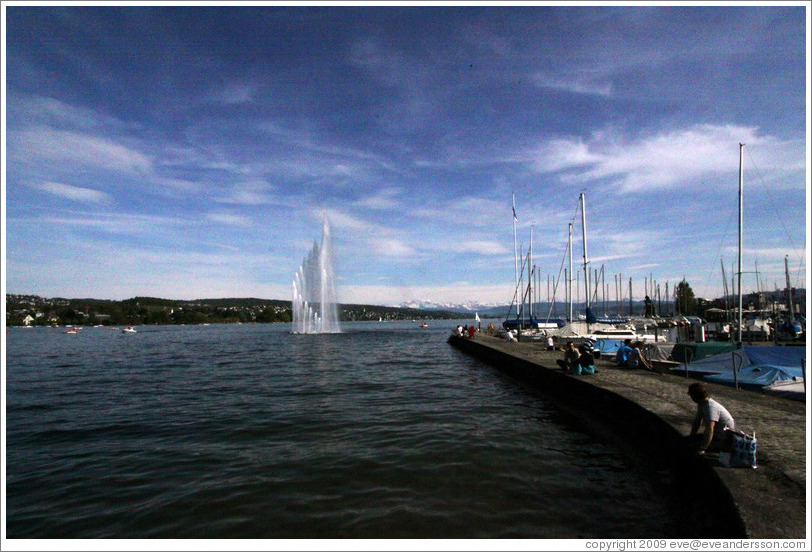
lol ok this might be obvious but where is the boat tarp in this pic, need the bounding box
[671,345,806,386]
[642,343,675,362]
[670,342,737,363]
[550,322,624,338]
[594,339,623,355]
[704,365,804,387]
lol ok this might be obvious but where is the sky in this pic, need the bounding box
[3,2,810,308]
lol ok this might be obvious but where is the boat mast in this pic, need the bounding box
[737,143,744,344]
[784,255,795,321]
[720,258,730,326]
[512,192,519,293]
[568,222,573,323]
[629,277,633,317]
[580,193,590,329]
[529,224,534,319]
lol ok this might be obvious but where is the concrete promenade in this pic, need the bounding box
[448,333,808,539]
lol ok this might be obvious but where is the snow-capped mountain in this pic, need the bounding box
[398,299,506,315]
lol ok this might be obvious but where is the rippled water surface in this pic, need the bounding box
[6,322,680,538]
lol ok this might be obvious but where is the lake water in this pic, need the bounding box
[5,322,681,539]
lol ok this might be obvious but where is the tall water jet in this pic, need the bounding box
[291,215,341,334]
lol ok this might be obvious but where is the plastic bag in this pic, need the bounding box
[719,430,757,468]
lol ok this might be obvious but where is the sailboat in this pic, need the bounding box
[779,255,804,340]
[502,194,567,333]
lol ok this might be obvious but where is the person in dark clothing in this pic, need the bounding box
[574,343,595,375]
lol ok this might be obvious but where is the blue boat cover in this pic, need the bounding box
[705,365,804,387]
[594,339,623,354]
[674,345,807,387]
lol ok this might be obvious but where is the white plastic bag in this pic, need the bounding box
[720,430,757,468]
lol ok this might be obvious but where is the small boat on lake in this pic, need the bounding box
[122,326,137,334]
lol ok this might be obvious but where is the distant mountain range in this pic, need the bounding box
[398,300,507,316]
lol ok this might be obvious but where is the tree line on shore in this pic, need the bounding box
[7,280,803,328]
[5,295,466,327]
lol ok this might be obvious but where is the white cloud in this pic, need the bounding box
[339,283,513,306]
[11,129,152,174]
[354,188,400,210]
[32,212,187,236]
[368,238,416,258]
[206,212,252,227]
[413,196,505,228]
[216,181,278,206]
[9,95,139,131]
[458,240,509,255]
[532,73,613,97]
[36,181,112,204]
[526,138,606,173]
[528,125,805,192]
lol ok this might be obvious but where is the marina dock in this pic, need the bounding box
[449,333,807,539]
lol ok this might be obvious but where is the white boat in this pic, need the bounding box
[122,326,137,334]
[762,378,805,402]
[591,327,638,339]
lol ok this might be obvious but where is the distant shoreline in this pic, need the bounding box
[6,293,483,327]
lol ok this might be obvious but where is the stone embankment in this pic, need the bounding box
[448,333,807,539]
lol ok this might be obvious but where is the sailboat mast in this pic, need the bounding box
[580,193,590,328]
[785,255,795,320]
[512,193,519,292]
[568,222,573,323]
[530,224,534,319]
[737,143,744,344]
[720,258,729,325]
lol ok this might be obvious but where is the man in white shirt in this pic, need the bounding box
[688,383,735,455]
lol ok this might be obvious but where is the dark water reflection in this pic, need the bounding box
[6,322,679,538]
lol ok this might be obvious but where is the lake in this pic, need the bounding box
[5,321,680,538]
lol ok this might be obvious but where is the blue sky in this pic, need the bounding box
[3,3,809,307]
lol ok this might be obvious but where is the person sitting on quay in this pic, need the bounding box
[556,341,580,372]
[627,341,653,371]
[467,325,476,338]
[615,338,633,367]
[546,335,555,351]
[505,329,517,342]
[573,343,596,375]
[686,383,735,455]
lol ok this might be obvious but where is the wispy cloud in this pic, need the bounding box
[458,240,510,255]
[205,212,253,227]
[527,124,806,192]
[33,212,187,235]
[368,237,416,258]
[353,188,401,210]
[36,181,112,204]
[532,73,613,97]
[215,181,278,206]
[8,94,140,131]
[10,129,152,174]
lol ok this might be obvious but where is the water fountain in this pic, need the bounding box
[291,215,341,334]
